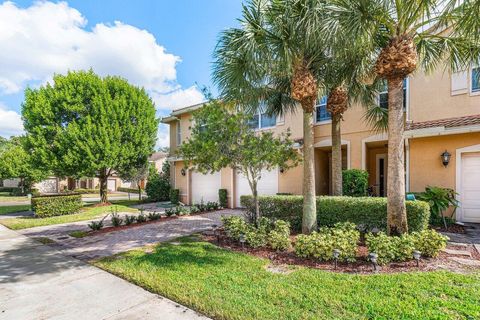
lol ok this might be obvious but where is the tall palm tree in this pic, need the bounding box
[325,0,480,235]
[213,0,328,233]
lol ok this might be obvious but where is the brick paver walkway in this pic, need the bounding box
[21,209,242,261]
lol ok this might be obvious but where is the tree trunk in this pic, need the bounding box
[253,186,259,227]
[137,182,142,201]
[302,109,317,234]
[99,169,109,204]
[331,114,342,196]
[386,78,408,235]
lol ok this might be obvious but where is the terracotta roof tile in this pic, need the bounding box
[406,114,480,131]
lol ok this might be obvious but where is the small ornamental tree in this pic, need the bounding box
[179,99,300,224]
[22,70,158,203]
[0,137,46,194]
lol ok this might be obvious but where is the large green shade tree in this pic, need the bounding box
[22,70,158,203]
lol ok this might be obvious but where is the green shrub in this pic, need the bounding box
[145,174,170,202]
[268,220,291,251]
[0,187,21,194]
[32,194,83,218]
[417,186,458,226]
[245,229,268,248]
[165,206,190,217]
[170,189,180,205]
[219,189,228,208]
[342,169,369,197]
[295,222,359,262]
[241,195,430,233]
[365,232,398,265]
[88,220,103,231]
[222,216,249,241]
[111,213,123,227]
[124,215,136,225]
[73,188,99,194]
[136,213,147,223]
[118,187,143,194]
[148,211,161,220]
[412,229,448,258]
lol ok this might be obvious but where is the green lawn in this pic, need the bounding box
[0,201,140,230]
[95,236,480,320]
[0,192,28,203]
[0,205,31,215]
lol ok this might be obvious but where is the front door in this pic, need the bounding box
[376,154,387,197]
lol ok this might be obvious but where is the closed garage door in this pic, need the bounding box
[107,179,117,192]
[191,171,221,204]
[236,169,278,207]
[461,152,480,223]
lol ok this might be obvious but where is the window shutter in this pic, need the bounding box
[451,70,468,95]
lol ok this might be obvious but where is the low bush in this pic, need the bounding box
[125,215,136,225]
[136,213,147,223]
[118,187,142,194]
[148,211,161,220]
[0,187,21,194]
[170,189,180,205]
[145,174,171,202]
[111,213,123,227]
[219,189,228,208]
[417,186,458,226]
[366,229,448,264]
[412,229,449,258]
[32,194,83,218]
[73,188,99,194]
[165,206,190,217]
[342,169,369,197]
[295,222,359,262]
[241,195,430,233]
[268,220,291,251]
[222,216,249,241]
[88,220,103,231]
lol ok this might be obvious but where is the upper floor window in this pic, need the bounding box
[472,66,480,92]
[248,104,276,129]
[379,78,408,109]
[176,121,182,146]
[315,96,331,123]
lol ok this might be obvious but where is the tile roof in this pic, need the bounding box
[406,114,480,131]
[148,152,167,162]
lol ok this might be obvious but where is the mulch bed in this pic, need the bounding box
[433,224,466,234]
[202,231,480,274]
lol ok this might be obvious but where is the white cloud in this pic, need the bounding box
[156,125,170,149]
[0,1,203,109]
[0,103,23,138]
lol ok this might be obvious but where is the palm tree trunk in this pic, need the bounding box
[302,109,317,234]
[331,114,342,196]
[387,78,408,235]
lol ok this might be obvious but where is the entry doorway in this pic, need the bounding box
[376,154,387,197]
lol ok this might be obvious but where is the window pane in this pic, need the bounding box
[378,79,407,109]
[260,113,276,128]
[379,92,388,109]
[247,114,259,129]
[315,96,331,122]
[472,67,480,92]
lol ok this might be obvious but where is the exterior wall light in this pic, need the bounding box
[441,150,451,167]
[181,168,186,176]
[279,167,285,173]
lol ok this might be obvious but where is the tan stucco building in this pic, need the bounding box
[162,65,480,223]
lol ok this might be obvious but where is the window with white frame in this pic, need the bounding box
[315,96,330,123]
[378,78,408,109]
[248,103,276,129]
[472,66,480,92]
[176,121,182,146]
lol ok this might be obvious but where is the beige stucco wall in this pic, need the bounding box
[173,161,188,204]
[409,133,480,192]
[278,163,303,195]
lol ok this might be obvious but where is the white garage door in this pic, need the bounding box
[107,179,117,192]
[461,153,480,222]
[236,169,278,207]
[191,171,221,204]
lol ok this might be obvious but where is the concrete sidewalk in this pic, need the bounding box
[0,225,209,320]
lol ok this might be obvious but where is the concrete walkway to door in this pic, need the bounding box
[0,225,210,320]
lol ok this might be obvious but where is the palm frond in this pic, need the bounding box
[363,104,389,133]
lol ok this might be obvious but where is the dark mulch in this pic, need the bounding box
[433,224,466,234]
[202,231,480,274]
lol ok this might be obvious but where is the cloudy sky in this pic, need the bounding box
[0,0,242,147]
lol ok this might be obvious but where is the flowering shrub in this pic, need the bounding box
[295,222,359,262]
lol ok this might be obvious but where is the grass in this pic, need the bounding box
[0,201,139,230]
[0,192,28,203]
[0,205,31,215]
[33,237,55,244]
[69,230,89,238]
[95,236,480,320]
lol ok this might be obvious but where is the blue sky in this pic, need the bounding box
[0,0,243,146]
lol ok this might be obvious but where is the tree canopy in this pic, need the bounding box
[22,70,158,202]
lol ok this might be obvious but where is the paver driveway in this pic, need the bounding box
[0,225,209,320]
[20,209,241,260]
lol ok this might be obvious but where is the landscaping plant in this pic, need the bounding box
[170,189,180,205]
[124,215,136,225]
[417,186,458,228]
[219,189,228,208]
[412,229,449,258]
[136,213,147,223]
[342,169,369,197]
[32,194,83,218]
[148,211,161,221]
[111,213,123,227]
[88,220,104,231]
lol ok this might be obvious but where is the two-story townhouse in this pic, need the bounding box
[162,65,480,223]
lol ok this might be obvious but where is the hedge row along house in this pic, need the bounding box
[162,64,480,223]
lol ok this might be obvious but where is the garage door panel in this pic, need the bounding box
[191,171,221,204]
[461,153,480,223]
[236,169,278,207]
[107,179,117,191]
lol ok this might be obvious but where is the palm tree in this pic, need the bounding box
[325,0,480,235]
[213,0,328,233]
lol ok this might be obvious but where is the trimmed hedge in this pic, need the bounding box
[32,194,83,218]
[118,187,142,194]
[240,195,430,233]
[219,189,228,208]
[73,188,99,194]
